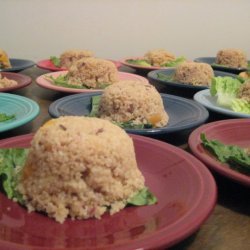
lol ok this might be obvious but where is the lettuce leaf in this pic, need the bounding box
[200,133,250,175]
[231,98,250,114]
[0,113,15,122]
[161,56,186,67]
[127,187,157,206]
[126,59,151,67]
[210,76,242,107]
[50,56,61,67]
[0,148,28,203]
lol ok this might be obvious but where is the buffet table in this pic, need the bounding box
[0,66,249,250]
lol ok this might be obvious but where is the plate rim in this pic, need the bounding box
[48,92,209,135]
[194,89,250,118]
[0,72,32,92]
[36,71,148,93]
[0,58,35,72]
[194,56,249,72]
[147,68,237,90]
[188,118,250,187]
[0,133,217,249]
[0,93,40,132]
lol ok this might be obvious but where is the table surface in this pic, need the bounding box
[0,66,249,250]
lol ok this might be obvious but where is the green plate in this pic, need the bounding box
[0,93,40,132]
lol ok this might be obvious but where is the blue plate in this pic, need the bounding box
[147,69,237,98]
[194,57,249,74]
[0,93,40,132]
[49,92,209,135]
[0,59,35,72]
[194,89,250,118]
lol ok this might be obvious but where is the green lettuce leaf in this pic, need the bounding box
[126,59,151,67]
[0,113,15,122]
[200,133,250,175]
[161,56,186,67]
[89,95,101,117]
[0,148,28,202]
[231,98,250,114]
[210,76,242,107]
[156,72,174,82]
[47,75,110,89]
[50,56,61,67]
[127,187,157,206]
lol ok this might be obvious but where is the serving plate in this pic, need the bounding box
[37,59,122,71]
[49,92,209,136]
[0,59,35,73]
[194,57,249,74]
[0,72,32,92]
[0,133,216,249]
[188,119,250,187]
[194,89,250,118]
[0,93,40,132]
[36,71,148,93]
[120,57,166,71]
[148,69,237,98]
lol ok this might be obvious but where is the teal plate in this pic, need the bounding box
[0,93,40,132]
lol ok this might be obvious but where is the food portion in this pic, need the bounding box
[126,49,186,68]
[47,57,119,89]
[67,57,118,88]
[50,49,94,69]
[0,49,11,69]
[210,76,250,114]
[215,49,248,68]
[8,116,156,223]
[97,80,169,128]
[201,133,250,175]
[0,73,18,88]
[173,62,214,86]
[144,49,176,66]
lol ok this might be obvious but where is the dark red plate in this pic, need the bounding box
[37,59,122,72]
[0,72,32,92]
[0,134,216,249]
[188,119,250,187]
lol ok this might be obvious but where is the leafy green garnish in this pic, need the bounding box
[89,96,153,129]
[126,59,151,67]
[210,76,242,107]
[47,75,110,89]
[0,113,15,122]
[201,133,250,175]
[156,72,174,82]
[89,95,101,117]
[127,187,157,206]
[50,56,61,67]
[0,148,28,203]
[161,56,186,67]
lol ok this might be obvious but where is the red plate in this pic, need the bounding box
[0,134,216,249]
[37,59,122,72]
[36,71,148,93]
[188,119,250,187]
[0,72,32,92]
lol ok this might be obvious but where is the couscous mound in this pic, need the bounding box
[17,116,145,223]
[173,62,214,86]
[0,74,18,88]
[59,49,94,69]
[237,81,250,102]
[98,80,169,127]
[67,57,119,88]
[144,49,176,66]
[216,49,248,68]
